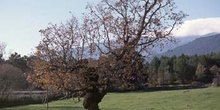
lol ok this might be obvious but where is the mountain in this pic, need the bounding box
[82,33,220,60]
[152,33,219,54]
[160,33,220,57]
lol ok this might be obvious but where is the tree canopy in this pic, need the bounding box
[28,0,187,109]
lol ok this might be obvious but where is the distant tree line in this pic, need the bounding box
[146,53,220,87]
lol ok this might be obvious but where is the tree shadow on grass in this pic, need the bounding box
[50,106,83,110]
[51,106,124,110]
[100,108,124,110]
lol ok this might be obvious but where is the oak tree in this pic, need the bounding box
[82,0,186,109]
[29,0,186,109]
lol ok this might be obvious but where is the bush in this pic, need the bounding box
[0,91,57,108]
[212,77,220,87]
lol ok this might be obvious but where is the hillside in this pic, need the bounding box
[160,34,220,57]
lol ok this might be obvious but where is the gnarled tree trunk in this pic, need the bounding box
[82,67,108,110]
[83,87,107,110]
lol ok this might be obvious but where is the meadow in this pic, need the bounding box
[1,87,220,110]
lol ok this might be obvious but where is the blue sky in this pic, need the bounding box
[175,0,220,20]
[0,0,220,57]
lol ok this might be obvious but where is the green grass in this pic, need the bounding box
[1,87,220,110]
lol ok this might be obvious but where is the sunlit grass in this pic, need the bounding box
[2,87,220,110]
[100,87,220,110]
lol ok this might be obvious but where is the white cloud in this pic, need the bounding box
[172,17,220,37]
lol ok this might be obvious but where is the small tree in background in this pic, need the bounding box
[210,65,220,87]
[148,57,161,86]
[195,63,206,81]
[158,57,174,85]
[0,42,6,64]
[173,54,193,83]
[0,64,24,102]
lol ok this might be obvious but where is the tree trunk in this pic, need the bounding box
[83,89,107,110]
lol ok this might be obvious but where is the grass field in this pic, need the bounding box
[1,87,220,110]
